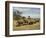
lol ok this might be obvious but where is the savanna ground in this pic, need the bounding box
[13,18,40,31]
[13,8,40,31]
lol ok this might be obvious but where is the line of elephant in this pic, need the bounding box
[16,19,39,27]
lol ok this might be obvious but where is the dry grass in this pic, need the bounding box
[13,20,40,31]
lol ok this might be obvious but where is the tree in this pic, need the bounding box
[28,16,31,19]
[13,10,22,16]
[13,10,22,20]
[22,16,26,20]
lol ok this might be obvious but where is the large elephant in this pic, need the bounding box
[16,20,24,27]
